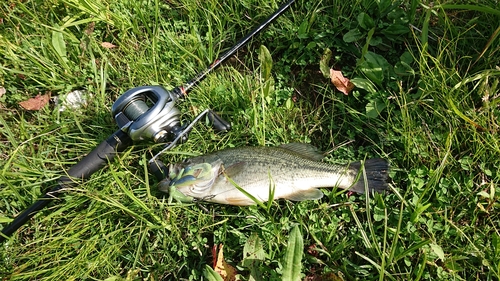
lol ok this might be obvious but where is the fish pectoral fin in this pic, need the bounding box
[285,189,324,201]
[222,161,246,178]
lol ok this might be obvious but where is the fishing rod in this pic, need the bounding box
[0,0,295,243]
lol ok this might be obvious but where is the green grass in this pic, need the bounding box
[1,0,500,280]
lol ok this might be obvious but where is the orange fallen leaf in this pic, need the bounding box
[330,69,354,95]
[19,93,50,110]
[101,42,117,49]
[214,244,237,281]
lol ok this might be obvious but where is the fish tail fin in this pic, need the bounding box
[347,158,389,193]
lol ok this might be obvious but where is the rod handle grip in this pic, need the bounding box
[0,130,132,242]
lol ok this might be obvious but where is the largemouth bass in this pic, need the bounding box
[158,143,389,206]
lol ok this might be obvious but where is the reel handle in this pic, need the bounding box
[208,111,231,132]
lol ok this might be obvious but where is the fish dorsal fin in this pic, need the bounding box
[286,189,324,201]
[279,143,324,161]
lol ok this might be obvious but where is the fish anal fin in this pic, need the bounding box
[279,143,324,161]
[224,197,256,206]
[285,188,324,202]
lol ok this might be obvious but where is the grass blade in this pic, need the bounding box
[282,225,303,281]
[203,265,224,281]
[438,4,500,16]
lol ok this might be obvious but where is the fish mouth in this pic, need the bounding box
[157,163,182,193]
[158,177,171,192]
[159,161,222,195]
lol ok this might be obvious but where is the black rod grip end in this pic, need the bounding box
[148,160,169,181]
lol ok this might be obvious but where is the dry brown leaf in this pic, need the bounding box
[330,69,354,95]
[19,93,50,110]
[211,244,218,269]
[85,22,95,35]
[214,244,237,281]
[101,42,117,49]
[0,87,6,98]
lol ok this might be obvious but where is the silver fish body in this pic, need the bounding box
[159,143,389,206]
